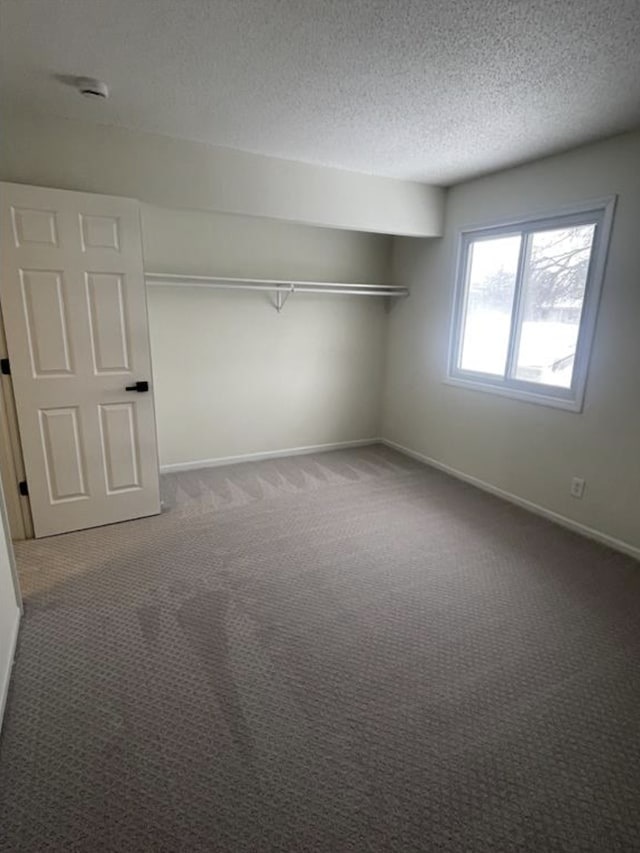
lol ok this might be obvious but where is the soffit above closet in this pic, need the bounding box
[1,0,640,184]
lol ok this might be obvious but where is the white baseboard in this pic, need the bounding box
[0,608,20,733]
[382,438,640,561]
[159,438,381,474]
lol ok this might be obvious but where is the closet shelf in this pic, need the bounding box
[144,272,409,312]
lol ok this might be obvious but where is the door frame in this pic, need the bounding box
[0,299,33,540]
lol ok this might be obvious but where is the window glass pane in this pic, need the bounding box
[513,224,596,388]
[459,235,521,376]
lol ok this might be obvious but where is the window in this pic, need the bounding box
[448,199,615,411]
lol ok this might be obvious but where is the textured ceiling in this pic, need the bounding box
[2,0,640,184]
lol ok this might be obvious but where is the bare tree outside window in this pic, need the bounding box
[515,225,594,385]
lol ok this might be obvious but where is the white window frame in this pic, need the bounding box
[446,197,616,412]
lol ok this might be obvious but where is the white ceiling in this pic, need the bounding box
[2,0,640,184]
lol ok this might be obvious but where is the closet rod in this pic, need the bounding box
[145,272,408,298]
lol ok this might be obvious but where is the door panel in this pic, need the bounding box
[39,407,88,503]
[0,182,160,537]
[98,403,140,493]
[80,214,121,252]
[12,207,59,248]
[86,273,130,373]
[20,269,73,376]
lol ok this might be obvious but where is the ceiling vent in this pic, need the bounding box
[75,77,109,100]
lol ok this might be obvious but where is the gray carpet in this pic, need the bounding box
[1,444,639,852]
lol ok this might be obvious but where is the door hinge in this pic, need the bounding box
[18,480,28,497]
[0,358,10,375]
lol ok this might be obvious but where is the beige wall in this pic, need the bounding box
[1,112,444,237]
[143,206,391,467]
[382,130,640,554]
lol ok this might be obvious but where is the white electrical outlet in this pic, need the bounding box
[570,477,585,499]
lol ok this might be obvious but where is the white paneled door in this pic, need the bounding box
[0,183,160,537]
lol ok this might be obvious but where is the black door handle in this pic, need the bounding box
[125,380,149,392]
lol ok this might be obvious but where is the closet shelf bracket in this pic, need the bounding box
[274,286,294,313]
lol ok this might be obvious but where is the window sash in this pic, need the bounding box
[448,200,616,412]
[503,231,530,382]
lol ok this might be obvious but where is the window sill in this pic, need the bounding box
[443,375,584,413]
